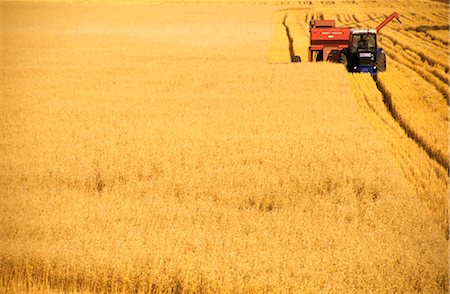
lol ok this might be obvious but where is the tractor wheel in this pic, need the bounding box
[292,55,301,63]
[377,51,386,72]
[338,53,348,68]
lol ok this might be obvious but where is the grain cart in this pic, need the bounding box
[308,12,401,76]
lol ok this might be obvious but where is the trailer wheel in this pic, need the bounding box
[292,55,301,63]
[339,53,348,68]
[377,51,386,72]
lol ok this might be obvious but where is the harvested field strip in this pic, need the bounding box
[269,12,291,63]
[379,36,450,102]
[403,11,437,26]
[282,10,311,62]
[284,12,309,62]
[350,74,448,236]
[282,15,296,61]
[427,29,450,45]
[402,30,448,51]
[381,30,449,72]
[377,65,449,169]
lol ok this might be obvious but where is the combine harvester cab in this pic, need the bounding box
[308,12,400,77]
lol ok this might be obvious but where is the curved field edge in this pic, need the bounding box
[377,69,448,169]
[349,73,448,237]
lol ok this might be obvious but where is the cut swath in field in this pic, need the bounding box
[350,74,448,237]
[269,9,313,63]
[269,12,292,63]
[378,32,449,101]
[380,29,449,72]
[383,47,449,102]
[377,62,449,168]
[426,29,449,46]
[284,10,310,62]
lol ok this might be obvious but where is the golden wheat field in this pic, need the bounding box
[1,0,449,292]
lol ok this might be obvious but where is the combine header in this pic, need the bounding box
[308,12,401,76]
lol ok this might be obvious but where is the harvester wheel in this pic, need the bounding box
[292,55,301,63]
[377,51,386,72]
[338,53,348,68]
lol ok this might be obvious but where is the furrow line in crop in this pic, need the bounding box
[376,77,449,168]
[379,36,450,103]
[282,15,296,62]
[284,11,310,62]
[349,74,448,237]
[269,12,292,63]
[410,29,449,49]
[380,31,449,72]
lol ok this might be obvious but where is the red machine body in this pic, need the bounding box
[308,19,351,62]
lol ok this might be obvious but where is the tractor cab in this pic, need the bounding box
[349,30,377,54]
[339,29,386,76]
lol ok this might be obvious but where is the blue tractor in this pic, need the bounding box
[338,12,400,77]
[338,29,386,77]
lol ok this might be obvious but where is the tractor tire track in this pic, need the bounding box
[284,11,310,62]
[413,29,449,48]
[379,35,450,103]
[381,32,449,72]
[375,77,449,169]
[349,74,448,237]
[282,15,296,62]
[269,12,292,63]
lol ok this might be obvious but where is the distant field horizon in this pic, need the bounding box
[0,0,407,3]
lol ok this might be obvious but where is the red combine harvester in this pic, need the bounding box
[308,12,401,76]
